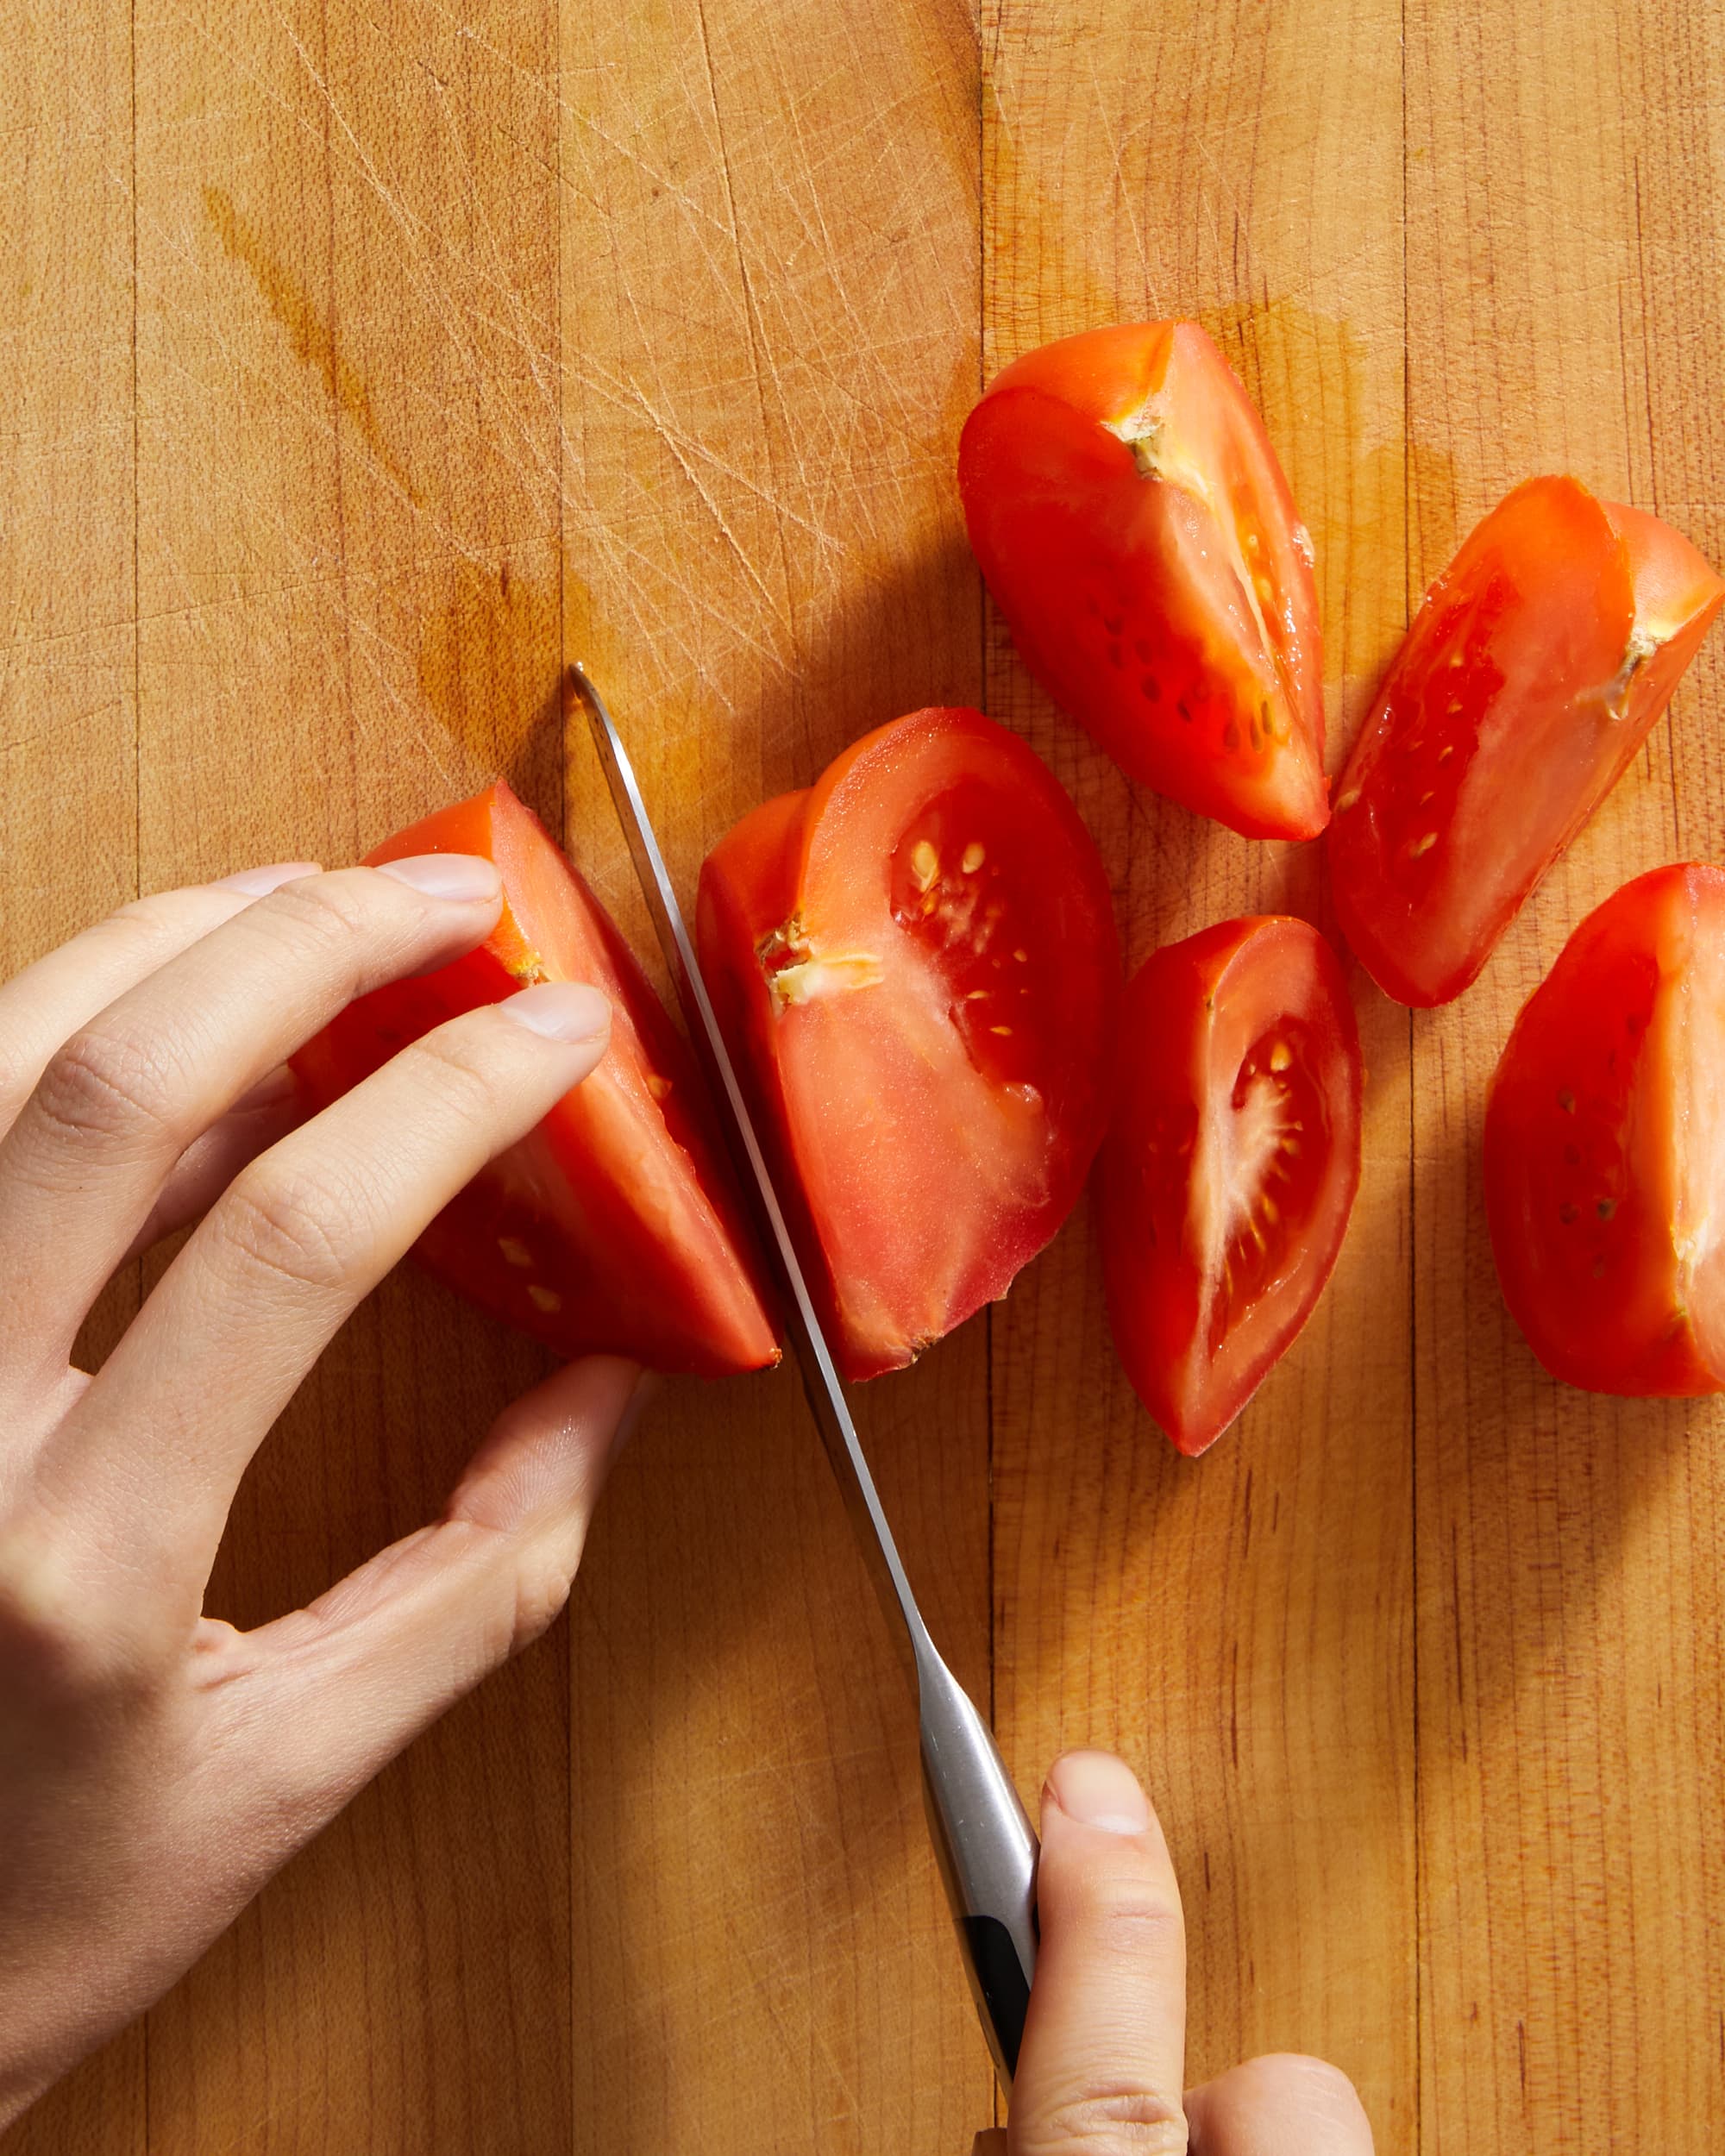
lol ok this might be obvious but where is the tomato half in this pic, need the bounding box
[957,322,1327,840]
[697,707,1120,1380]
[1330,475,1725,1006]
[1095,917,1362,1455]
[292,781,779,1378]
[1484,863,1725,1396]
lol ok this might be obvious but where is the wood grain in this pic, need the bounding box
[5,0,1725,2151]
[981,1,1415,2147]
[555,4,989,2150]
[1405,4,1725,2150]
[2,3,142,2143]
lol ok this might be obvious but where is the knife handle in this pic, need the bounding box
[915,1636,1039,2093]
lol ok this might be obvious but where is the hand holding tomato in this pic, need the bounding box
[0,857,649,2123]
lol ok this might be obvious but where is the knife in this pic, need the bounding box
[568,663,1039,2094]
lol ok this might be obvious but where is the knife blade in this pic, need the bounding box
[568,662,1038,2093]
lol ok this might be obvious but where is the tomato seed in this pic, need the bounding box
[962,841,986,873]
[528,1284,563,1313]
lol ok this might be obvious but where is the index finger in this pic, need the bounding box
[1009,1750,1187,2156]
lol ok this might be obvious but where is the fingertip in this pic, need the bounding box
[451,1355,649,1533]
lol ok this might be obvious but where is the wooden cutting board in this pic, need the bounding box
[5,1,1722,2150]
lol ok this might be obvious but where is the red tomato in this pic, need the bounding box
[1484,863,1725,1396]
[957,322,1327,840]
[697,707,1120,1380]
[1330,476,1725,1006]
[292,781,779,1378]
[1095,917,1362,1455]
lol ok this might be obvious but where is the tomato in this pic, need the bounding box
[697,706,1120,1380]
[1484,863,1725,1396]
[957,321,1327,840]
[1095,917,1362,1455]
[292,781,779,1378]
[1330,475,1725,1006]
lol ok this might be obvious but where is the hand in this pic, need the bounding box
[0,857,643,2128]
[974,1752,1374,2154]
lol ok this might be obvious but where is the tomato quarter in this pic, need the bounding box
[1095,916,1362,1455]
[1330,475,1725,1006]
[958,321,1327,840]
[697,706,1120,1381]
[1484,862,1725,1396]
[292,781,779,1378]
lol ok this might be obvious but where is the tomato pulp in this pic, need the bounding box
[1485,863,1725,1396]
[292,781,779,1377]
[698,707,1120,1380]
[1330,475,1725,1006]
[1095,917,1362,1454]
[958,321,1327,840]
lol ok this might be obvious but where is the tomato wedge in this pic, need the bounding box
[292,781,778,1377]
[1095,917,1362,1454]
[697,706,1120,1380]
[957,322,1327,839]
[1484,863,1725,1396]
[1330,475,1725,1006]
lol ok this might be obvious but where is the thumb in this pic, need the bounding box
[1008,1750,1188,2156]
[229,1355,652,1827]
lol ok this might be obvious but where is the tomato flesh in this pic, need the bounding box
[292,781,779,1377]
[958,322,1327,840]
[698,707,1120,1380]
[1095,917,1362,1454]
[1484,862,1725,1395]
[1330,475,1725,1006]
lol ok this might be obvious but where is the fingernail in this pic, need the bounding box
[215,861,321,896]
[376,852,502,902]
[501,980,612,1043]
[1046,1750,1151,1835]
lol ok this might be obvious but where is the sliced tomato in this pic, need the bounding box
[1484,863,1725,1396]
[292,781,778,1378]
[697,706,1120,1380]
[1330,475,1725,1006]
[957,322,1327,840]
[1095,917,1362,1455]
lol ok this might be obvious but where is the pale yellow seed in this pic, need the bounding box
[1246,530,1261,553]
[990,1024,1013,1037]
[1013,948,1029,963]
[1269,1041,1292,1073]
[1261,1194,1281,1225]
[1449,651,1465,667]
[961,840,986,874]
[646,1073,673,1102]
[1437,744,1455,763]
[1409,831,1438,858]
[1335,786,1362,813]
[966,988,990,1001]
[499,1236,533,1269]
[1254,573,1275,603]
[1281,1136,1302,1156]
[527,1284,562,1313]
[911,838,939,892]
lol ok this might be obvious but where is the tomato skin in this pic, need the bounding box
[1484,863,1725,1397]
[958,322,1327,841]
[1095,917,1362,1455]
[698,707,1120,1381]
[292,782,779,1379]
[1330,476,1725,1007]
